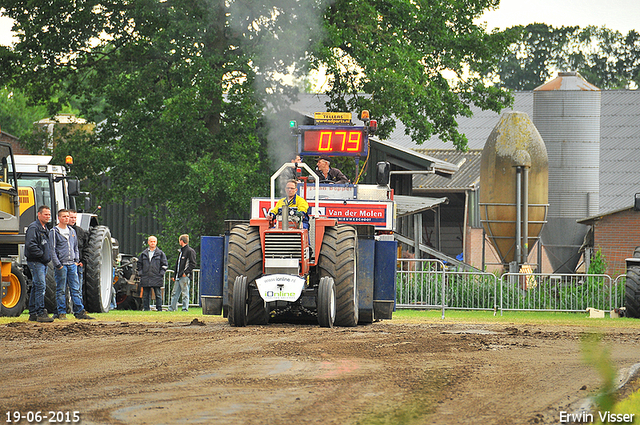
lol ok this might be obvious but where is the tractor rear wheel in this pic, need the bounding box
[227,224,268,326]
[318,225,358,327]
[317,276,336,328]
[625,265,640,318]
[84,225,114,313]
[44,263,70,314]
[1,264,27,317]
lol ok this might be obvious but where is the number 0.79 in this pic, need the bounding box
[302,129,364,155]
[317,131,361,152]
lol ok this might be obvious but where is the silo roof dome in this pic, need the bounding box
[534,71,600,91]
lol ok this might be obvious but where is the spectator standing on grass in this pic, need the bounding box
[50,209,94,320]
[68,210,88,296]
[137,235,168,311]
[26,205,54,322]
[169,234,197,312]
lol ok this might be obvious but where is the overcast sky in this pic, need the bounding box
[1,0,638,47]
[478,0,639,33]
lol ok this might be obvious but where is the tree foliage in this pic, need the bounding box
[314,0,514,148]
[0,87,47,139]
[0,0,514,241]
[494,23,640,90]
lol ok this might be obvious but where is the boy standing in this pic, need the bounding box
[50,209,93,320]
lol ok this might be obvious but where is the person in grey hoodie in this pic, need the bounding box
[50,209,93,320]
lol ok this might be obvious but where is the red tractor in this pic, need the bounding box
[204,112,396,327]
[228,162,358,327]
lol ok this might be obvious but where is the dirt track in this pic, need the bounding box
[2,317,639,425]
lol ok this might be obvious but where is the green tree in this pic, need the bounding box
[494,23,640,90]
[568,26,640,89]
[0,87,47,139]
[494,23,580,90]
[315,0,514,148]
[1,0,514,240]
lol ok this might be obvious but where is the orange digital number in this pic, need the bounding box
[335,131,347,151]
[318,131,333,151]
[346,131,361,151]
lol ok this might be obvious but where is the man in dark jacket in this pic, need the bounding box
[26,205,54,322]
[168,234,197,312]
[137,235,168,311]
[315,156,349,184]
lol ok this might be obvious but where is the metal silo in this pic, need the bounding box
[480,111,548,267]
[533,71,601,273]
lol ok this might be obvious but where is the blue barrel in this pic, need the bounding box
[200,236,225,315]
[356,230,376,323]
[374,238,397,319]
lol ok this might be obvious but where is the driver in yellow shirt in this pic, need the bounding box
[269,180,309,229]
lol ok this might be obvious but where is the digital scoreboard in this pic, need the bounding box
[298,126,368,157]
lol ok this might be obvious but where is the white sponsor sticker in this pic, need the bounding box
[255,274,305,302]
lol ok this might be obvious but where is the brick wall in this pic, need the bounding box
[0,132,29,155]
[592,208,640,276]
[465,226,554,274]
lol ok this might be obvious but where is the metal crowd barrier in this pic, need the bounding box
[156,264,626,316]
[162,269,201,308]
[396,259,627,317]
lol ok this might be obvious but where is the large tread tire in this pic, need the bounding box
[227,224,269,326]
[232,276,248,327]
[317,276,336,328]
[318,225,358,327]
[116,294,142,310]
[84,225,114,313]
[1,264,27,317]
[625,266,640,318]
[44,263,65,313]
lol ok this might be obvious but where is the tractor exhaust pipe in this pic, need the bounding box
[282,203,289,230]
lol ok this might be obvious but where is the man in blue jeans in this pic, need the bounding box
[26,205,54,322]
[169,234,197,312]
[50,209,93,320]
[68,210,87,296]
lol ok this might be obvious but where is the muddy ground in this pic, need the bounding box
[1,317,639,425]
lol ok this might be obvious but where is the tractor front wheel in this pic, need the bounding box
[227,224,269,326]
[1,264,27,317]
[317,276,336,328]
[232,275,248,327]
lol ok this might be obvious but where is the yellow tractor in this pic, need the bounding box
[0,141,27,317]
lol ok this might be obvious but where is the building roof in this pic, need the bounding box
[395,195,449,218]
[386,92,534,151]
[35,114,88,125]
[0,130,19,141]
[412,149,482,191]
[369,138,458,176]
[577,206,635,225]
